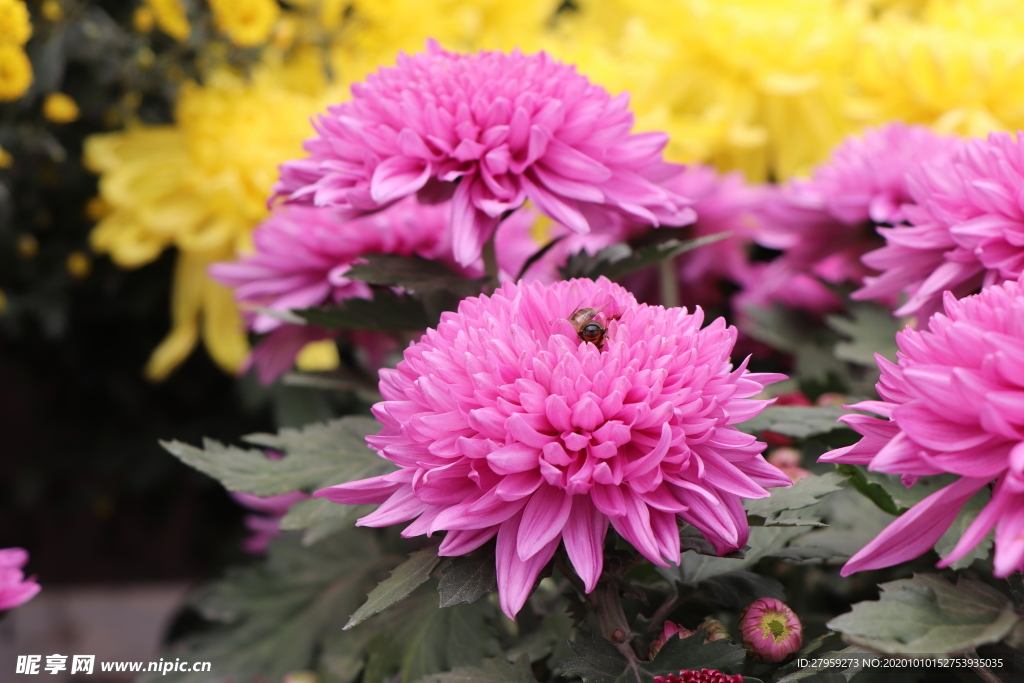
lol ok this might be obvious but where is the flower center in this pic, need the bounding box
[760,611,791,641]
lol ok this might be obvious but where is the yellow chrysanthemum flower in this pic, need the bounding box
[144,0,190,41]
[85,60,344,380]
[0,44,32,101]
[208,0,280,47]
[330,0,559,84]
[0,0,31,46]
[553,0,865,181]
[43,92,80,123]
[40,0,63,22]
[853,0,1024,137]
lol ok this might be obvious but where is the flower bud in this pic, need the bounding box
[653,670,743,683]
[767,447,811,483]
[740,597,802,662]
[649,621,695,658]
[697,618,731,642]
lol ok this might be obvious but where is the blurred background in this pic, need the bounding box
[4,0,1024,679]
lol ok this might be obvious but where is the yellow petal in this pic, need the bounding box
[296,339,340,372]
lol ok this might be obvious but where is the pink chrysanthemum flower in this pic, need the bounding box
[653,670,742,683]
[670,165,764,303]
[232,491,310,554]
[855,131,1024,320]
[274,41,694,265]
[822,278,1024,576]
[618,165,764,310]
[0,548,40,611]
[739,597,802,663]
[210,198,462,383]
[315,277,790,618]
[759,123,960,289]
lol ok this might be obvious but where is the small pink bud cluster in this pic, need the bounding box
[739,598,802,662]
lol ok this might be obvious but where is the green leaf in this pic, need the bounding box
[739,304,851,386]
[934,487,993,570]
[346,548,443,629]
[346,253,488,297]
[558,634,632,683]
[645,629,746,676]
[279,499,374,546]
[162,416,391,497]
[826,303,901,366]
[417,654,538,683]
[782,486,894,562]
[699,571,786,609]
[394,597,502,683]
[139,529,394,683]
[296,289,434,331]
[560,233,729,282]
[438,546,498,608]
[827,574,1021,654]
[676,517,823,585]
[737,406,850,439]
[834,465,901,516]
[559,629,748,683]
[744,473,845,521]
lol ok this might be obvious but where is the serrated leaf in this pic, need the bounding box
[827,574,1020,654]
[644,629,746,676]
[934,488,993,570]
[826,303,901,366]
[783,486,894,561]
[834,465,901,516]
[438,546,498,608]
[347,548,442,629]
[560,233,729,282]
[699,571,786,609]
[393,596,502,683]
[347,253,488,297]
[744,473,845,520]
[558,634,631,683]
[560,629,747,683]
[139,530,394,683]
[417,654,538,683]
[737,406,850,439]
[297,289,434,331]
[677,524,814,585]
[162,417,392,496]
[279,499,374,546]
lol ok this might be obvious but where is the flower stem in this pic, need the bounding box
[483,233,499,288]
[589,579,643,678]
[658,258,680,309]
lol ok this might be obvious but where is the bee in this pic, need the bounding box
[569,306,614,348]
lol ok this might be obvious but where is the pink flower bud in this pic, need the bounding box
[740,597,803,662]
[653,670,743,683]
[649,621,695,658]
[767,448,811,483]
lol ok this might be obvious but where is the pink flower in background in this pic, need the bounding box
[821,278,1024,577]
[855,131,1024,320]
[0,548,40,610]
[212,200,455,335]
[232,491,310,554]
[211,199,458,383]
[669,165,763,303]
[274,41,694,265]
[315,277,789,618]
[739,597,802,662]
[733,260,845,322]
[758,123,960,289]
